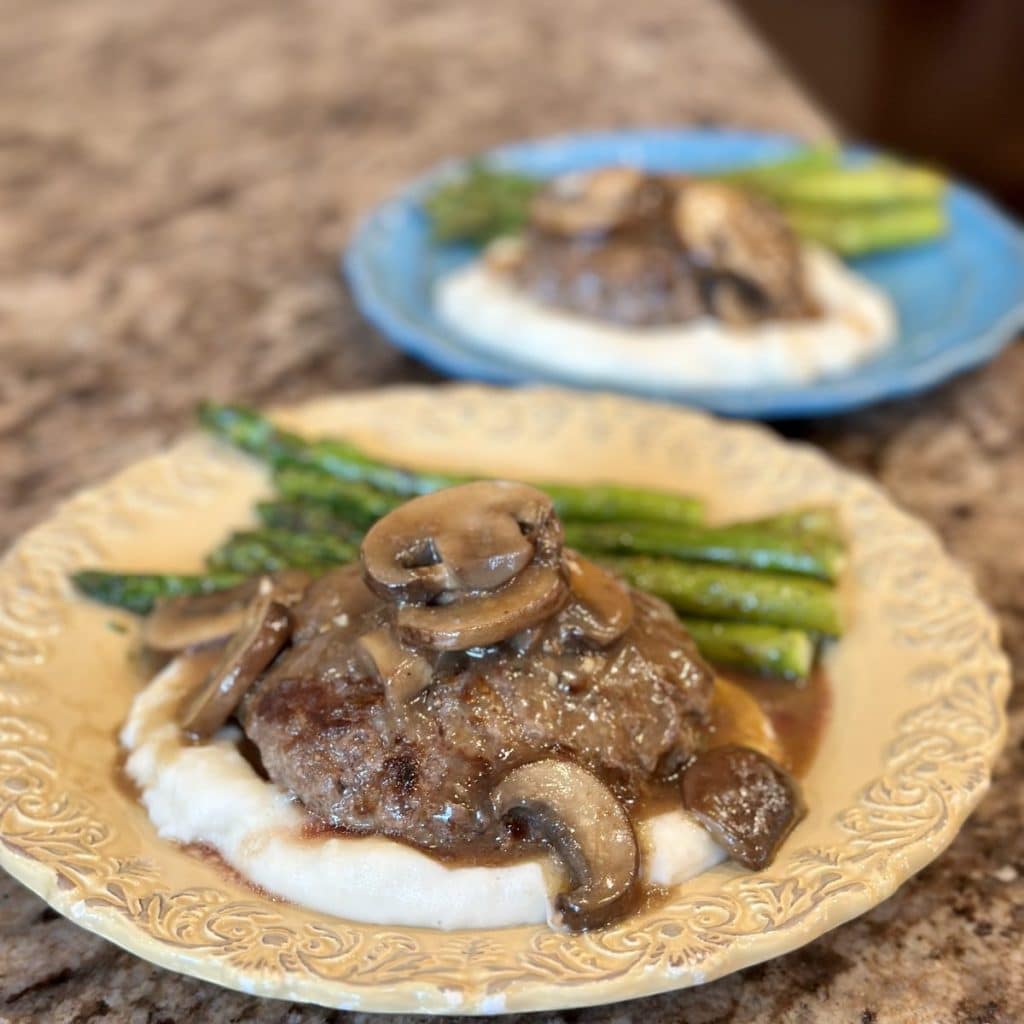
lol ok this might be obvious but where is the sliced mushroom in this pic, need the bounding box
[179,594,293,740]
[357,626,434,705]
[361,480,561,604]
[491,759,639,931]
[672,181,812,322]
[681,744,805,870]
[701,272,774,327]
[144,570,311,652]
[263,569,314,606]
[290,565,380,645]
[531,167,646,238]
[559,552,634,648]
[397,563,567,651]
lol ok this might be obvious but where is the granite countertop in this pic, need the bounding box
[0,1,1020,1021]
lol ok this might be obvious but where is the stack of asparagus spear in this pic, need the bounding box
[73,404,847,682]
[713,147,947,257]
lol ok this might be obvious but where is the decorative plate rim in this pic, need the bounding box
[0,384,1010,1014]
[343,126,1024,419]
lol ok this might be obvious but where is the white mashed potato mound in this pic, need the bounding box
[435,244,895,388]
[123,657,725,931]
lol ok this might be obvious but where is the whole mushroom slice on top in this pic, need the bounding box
[492,759,640,931]
[361,480,561,602]
[360,480,569,652]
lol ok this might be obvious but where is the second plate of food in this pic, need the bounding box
[0,385,1009,1013]
[345,128,1024,418]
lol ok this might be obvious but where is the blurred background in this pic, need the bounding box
[736,0,1024,212]
[1,0,1021,539]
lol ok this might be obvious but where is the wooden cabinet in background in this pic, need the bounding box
[732,0,1024,211]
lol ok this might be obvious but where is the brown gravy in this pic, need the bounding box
[120,667,831,881]
[738,666,831,779]
[625,666,830,821]
[180,842,283,902]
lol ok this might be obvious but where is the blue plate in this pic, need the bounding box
[344,128,1024,419]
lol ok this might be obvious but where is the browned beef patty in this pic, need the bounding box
[512,232,708,327]
[239,564,713,854]
[506,175,816,328]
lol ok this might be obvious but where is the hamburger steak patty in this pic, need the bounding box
[502,172,817,328]
[240,564,714,853]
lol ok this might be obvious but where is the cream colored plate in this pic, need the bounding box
[0,386,1009,1014]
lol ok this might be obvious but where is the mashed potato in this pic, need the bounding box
[123,656,726,930]
[435,244,895,389]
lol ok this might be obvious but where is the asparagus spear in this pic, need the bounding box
[604,556,841,636]
[680,618,815,681]
[420,149,946,257]
[208,525,842,637]
[71,570,244,615]
[745,505,843,543]
[274,464,707,528]
[273,469,402,528]
[200,403,705,525]
[425,162,543,244]
[542,482,703,525]
[715,151,948,253]
[199,401,459,494]
[759,163,945,208]
[256,499,363,537]
[564,520,843,581]
[206,529,357,575]
[710,146,840,188]
[782,202,947,256]
[426,151,840,247]
[257,495,847,569]
[260,491,845,555]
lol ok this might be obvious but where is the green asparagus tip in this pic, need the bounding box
[71,569,244,615]
[682,618,816,681]
[199,401,275,451]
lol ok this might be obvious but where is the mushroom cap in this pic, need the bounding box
[681,744,805,870]
[144,582,258,653]
[531,167,647,238]
[361,480,560,604]
[360,480,569,651]
[491,758,639,931]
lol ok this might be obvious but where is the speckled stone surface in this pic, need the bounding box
[0,2,1020,1022]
